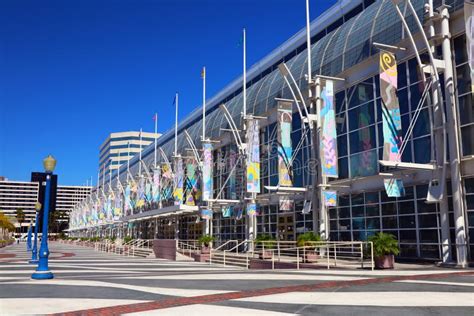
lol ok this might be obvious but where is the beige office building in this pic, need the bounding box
[99,131,160,183]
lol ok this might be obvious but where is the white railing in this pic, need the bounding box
[207,240,373,270]
[177,240,200,257]
[250,241,374,270]
[209,239,238,264]
[93,238,154,257]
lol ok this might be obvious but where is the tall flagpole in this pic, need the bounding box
[202,67,206,141]
[117,149,121,183]
[154,113,158,168]
[127,141,130,182]
[139,128,142,176]
[243,28,247,119]
[174,92,178,157]
[306,0,312,88]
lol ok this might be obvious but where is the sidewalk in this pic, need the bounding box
[1,242,473,315]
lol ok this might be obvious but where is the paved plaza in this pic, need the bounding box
[0,243,473,315]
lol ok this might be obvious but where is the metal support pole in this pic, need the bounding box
[439,5,468,267]
[29,211,40,264]
[427,0,452,265]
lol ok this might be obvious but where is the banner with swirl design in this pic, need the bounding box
[173,157,184,205]
[202,142,213,201]
[380,51,404,197]
[246,119,261,193]
[278,101,293,186]
[320,80,338,178]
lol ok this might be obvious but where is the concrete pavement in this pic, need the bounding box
[0,242,473,315]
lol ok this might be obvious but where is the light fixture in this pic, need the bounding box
[43,155,57,173]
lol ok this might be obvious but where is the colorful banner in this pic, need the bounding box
[322,190,337,207]
[384,178,405,197]
[202,142,213,201]
[145,181,152,204]
[320,80,338,178]
[247,203,257,216]
[228,147,237,199]
[152,168,161,202]
[222,206,232,218]
[302,200,312,214]
[380,51,405,196]
[105,194,112,221]
[136,177,145,208]
[278,102,293,186]
[185,160,198,206]
[234,208,243,220]
[466,1,474,94]
[124,184,131,216]
[279,198,293,211]
[246,119,260,193]
[113,191,122,220]
[173,158,184,205]
[201,209,212,220]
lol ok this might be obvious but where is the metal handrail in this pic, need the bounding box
[209,240,238,265]
[250,241,374,270]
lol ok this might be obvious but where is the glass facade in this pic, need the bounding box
[71,1,473,263]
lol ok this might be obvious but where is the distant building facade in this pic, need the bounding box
[0,180,39,228]
[99,131,160,183]
[0,177,91,232]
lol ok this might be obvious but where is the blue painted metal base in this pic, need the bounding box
[31,271,54,280]
[28,259,38,264]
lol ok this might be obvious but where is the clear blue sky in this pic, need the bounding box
[0,0,336,185]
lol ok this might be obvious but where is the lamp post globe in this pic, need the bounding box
[29,202,41,264]
[32,155,56,279]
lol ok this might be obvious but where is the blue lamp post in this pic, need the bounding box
[29,202,41,264]
[32,155,56,280]
[26,222,32,251]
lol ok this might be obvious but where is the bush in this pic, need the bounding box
[297,232,321,247]
[255,234,276,249]
[123,236,133,243]
[198,235,215,247]
[368,232,400,257]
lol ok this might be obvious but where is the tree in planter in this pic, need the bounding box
[255,234,276,259]
[198,235,215,254]
[368,232,400,269]
[15,208,25,238]
[297,232,321,263]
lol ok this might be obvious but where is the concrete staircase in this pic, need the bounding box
[130,247,154,258]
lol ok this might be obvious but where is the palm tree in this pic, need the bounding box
[0,213,15,240]
[15,208,25,238]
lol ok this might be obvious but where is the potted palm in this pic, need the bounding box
[198,235,215,254]
[297,232,321,263]
[255,234,276,259]
[368,232,400,269]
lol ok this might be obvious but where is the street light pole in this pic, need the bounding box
[32,155,56,280]
[26,221,32,251]
[29,202,41,264]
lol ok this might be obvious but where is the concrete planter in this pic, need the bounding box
[201,246,211,254]
[374,254,395,269]
[259,250,274,260]
[303,251,318,263]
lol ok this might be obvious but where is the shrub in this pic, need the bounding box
[255,234,276,249]
[368,232,400,257]
[198,235,215,247]
[297,232,321,247]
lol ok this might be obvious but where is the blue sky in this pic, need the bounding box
[0,0,336,185]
